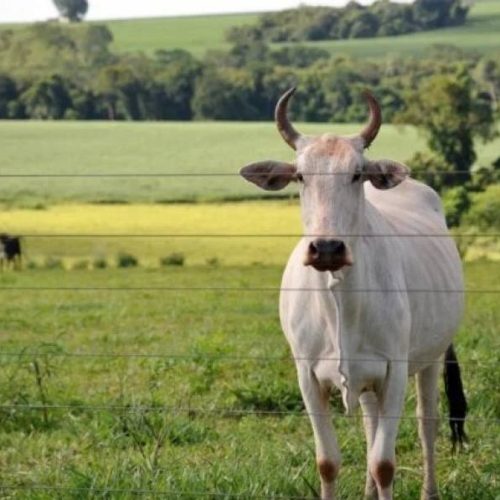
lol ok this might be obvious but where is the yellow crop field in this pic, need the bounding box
[0,202,303,267]
[1,202,496,267]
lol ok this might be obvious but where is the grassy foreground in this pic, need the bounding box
[0,261,498,498]
[1,120,500,207]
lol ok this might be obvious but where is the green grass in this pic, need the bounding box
[104,0,500,57]
[1,120,499,207]
[105,13,259,57]
[0,261,498,498]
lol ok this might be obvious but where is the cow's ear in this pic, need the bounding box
[363,159,410,190]
[240,161,297,191]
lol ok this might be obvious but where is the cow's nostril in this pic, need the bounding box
[334,240,346,254]
[314,239,346,255]
[308,242,319,258]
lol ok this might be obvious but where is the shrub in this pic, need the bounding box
[116,252,138,268]
[206,257,220,267]
[92,257,107,269]
[160,252,185,267]
[464,184,500,230]
[72,259,89,270]
[442,186,471,227]
[43,257,64,270]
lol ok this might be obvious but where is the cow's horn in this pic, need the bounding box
[359,90,382,149]
[275,87,302,151]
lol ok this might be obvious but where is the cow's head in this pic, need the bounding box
[240,88,409,273]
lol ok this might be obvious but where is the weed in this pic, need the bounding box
[160,252,185,267]
[43,256,64,270]
[72,259,90,270]
[92,257,108,269]
[117,252,139,268]
[206,257,220,267]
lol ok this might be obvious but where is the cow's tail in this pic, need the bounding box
[443,344,468,451]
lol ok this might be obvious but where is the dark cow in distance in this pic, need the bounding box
[0,233,22,270]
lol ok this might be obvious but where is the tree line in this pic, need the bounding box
[0,23,498,125]
[226,0,470,44]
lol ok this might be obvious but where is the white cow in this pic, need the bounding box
[240,88,467,500]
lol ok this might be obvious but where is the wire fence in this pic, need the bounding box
[1,168,498,497]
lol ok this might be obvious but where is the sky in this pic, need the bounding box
[0,0,412,23]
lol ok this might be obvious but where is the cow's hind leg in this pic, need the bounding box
[360,391,379,499]
[298,366,341,500]
[416,363,440,499]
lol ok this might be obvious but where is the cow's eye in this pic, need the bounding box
[296,173,304,183]
[352,173,362,183]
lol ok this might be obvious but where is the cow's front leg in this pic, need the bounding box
[360,391,379,499]
[298,365,341,500]
[369,363,407,500]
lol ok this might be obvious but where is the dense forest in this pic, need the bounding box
[226,0,470,43]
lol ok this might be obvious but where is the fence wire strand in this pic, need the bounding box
[0,484,316,499]
[0,350,496,367]
[0,286,495,293]
[13,233,500,238]
[0,404,497,424]
[0,171,478,178]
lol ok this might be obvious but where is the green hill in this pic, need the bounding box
[1,1,498,58]
[105,13,259,56]
[305,0,500,59]
[102,0,499,57]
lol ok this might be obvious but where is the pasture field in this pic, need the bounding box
[0,1,498,59]
[1,120,500,207]
[0,261,498,498]
[104,0,500,57]
[105,13,259,56]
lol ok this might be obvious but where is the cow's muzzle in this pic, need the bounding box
[304,239,353,272]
